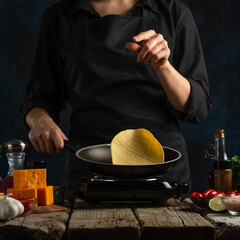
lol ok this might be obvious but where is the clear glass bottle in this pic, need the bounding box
[6,152,26,174]
[0,152,26,194]
[0,140,27,194]
[206,130,232,193]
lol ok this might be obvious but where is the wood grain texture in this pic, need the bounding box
[67,199,140,240]
[0,209,70,240]
[184,197,240,240]
[206,213,240,240]
[133,198,216,240]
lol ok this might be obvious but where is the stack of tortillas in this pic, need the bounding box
[111,128,164,165]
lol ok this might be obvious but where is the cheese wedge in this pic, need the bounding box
[37,186,54,206]
[111,128,164,165]
[13,169,46,189]
[7,187,37,199]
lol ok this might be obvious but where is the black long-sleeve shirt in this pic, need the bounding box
[20,0,212,142]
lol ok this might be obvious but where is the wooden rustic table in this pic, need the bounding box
[1,198,240,240]
[0,205,71,240]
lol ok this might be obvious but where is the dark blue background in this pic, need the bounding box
[0,0,239,193]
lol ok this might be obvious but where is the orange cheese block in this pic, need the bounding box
[7,187,37,199]
[13,169,46,189]
[37,186,54,206]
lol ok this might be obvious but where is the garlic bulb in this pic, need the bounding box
[0,193,24,221]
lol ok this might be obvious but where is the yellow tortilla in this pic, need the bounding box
[111,128,164,165]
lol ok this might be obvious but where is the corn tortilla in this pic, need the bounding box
[111,128,164,165]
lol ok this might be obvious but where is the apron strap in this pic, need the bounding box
[143,7,158,33]
[131,4,156,32]
[131,4,153,19]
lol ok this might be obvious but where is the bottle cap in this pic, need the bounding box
[3,139,28,153]
[215,129,225,138]
[216,129,224,134]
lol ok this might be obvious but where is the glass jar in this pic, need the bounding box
[0,152,26,194]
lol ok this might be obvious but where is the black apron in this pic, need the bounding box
[63,5,192,201]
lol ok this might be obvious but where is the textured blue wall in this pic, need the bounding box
[0,0,239,193]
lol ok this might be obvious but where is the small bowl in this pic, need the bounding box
[191,197,213,208]
[17,197,38,214]
[221,195,240,215]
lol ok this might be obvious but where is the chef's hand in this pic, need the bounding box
[26,107,68,154]
[125,30,170,70]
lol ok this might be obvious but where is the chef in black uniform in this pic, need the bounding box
[21,0,212,201]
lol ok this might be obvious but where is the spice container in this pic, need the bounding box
[0,139,28,194]
[205,130,232,193]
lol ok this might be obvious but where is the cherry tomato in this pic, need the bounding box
[215,191,225,197]
[208,190,218,197]
[202,189,214,197]
[195,192,202,197]
[190,192,202,197]
[226,190,238,196]
[190,192,197,197]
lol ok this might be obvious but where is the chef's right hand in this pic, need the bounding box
[26,107,68,154]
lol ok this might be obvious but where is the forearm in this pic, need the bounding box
[26,107,52,129]
[125,31,191,113]
[153,61,191,113]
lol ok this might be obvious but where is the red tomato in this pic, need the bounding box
[190,192,197,197]
[215,191,225,197]
[208,190,218,197]
[190,192,202,197]
[202,189,214,197]
[195,192,202,197]
[226,190,238,196]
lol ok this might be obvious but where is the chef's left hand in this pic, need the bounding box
[125,30,170,70]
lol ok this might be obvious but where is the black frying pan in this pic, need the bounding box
[64,140,181,178]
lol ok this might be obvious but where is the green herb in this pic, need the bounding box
[232,155,240,192]
[53,186,65,205]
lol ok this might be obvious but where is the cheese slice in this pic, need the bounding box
[111,128,164,165]
[7,187,37,199]
[37,186,54,206]
[13,169,46,189]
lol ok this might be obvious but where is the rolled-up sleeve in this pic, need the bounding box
[169,5,212,123]
[20,7,66,126]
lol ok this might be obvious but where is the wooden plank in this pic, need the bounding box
[0,208,70,240]
[67,199,140,240]
[133,198,215,240]
[206,212,240,240]
[184,197,240,240]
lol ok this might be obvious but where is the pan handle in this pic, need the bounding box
[64,140,81,153]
